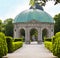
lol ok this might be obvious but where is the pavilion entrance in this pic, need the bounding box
[30,28,38,42]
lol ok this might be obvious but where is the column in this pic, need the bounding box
[25,28,30,44]
[14,28,20,38]
[38,28,42,44]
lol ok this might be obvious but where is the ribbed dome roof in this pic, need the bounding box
[14,9,54,23]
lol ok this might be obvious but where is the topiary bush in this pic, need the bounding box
[0,32,8,58]
[44,37,52,42]
[44,41,53,52]
[13,42,23,51]
[6,36,13,53]
[52,32,60,58]
[6,36,23,53]
[14,38,23,42]
[44,32,60,58]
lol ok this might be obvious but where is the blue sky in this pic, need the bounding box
[0,0,60,21]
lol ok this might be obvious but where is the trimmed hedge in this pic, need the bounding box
[13,42,23,51]
[44,37,52,42]
[44,32,60,58]
[0,32,8,58]
[52,32,60,58]
[44,41,53,52]
[14,38,23,42]
[6,36,13,53]
[6,36,23,53]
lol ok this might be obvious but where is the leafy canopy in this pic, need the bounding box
[29,0,60,6]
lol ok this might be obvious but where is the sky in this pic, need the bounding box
[0,0,60,21]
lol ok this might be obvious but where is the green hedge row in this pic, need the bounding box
[52,32,60,58]
[0,32,23,57]
[6,37,23,53]
[44,32,60,58]
[44,37,52,42]
[0,32,8,58]
[44,41,53,52]
[6,36,13,53]
[14,38,23,42]
[13,42,23,51]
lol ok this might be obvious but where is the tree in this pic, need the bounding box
[29,0,60,6]
[0,20,2,32]
[54,13,60,34]
[4,18,13,37]
[0,19,5,33]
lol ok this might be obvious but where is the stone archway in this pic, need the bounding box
[20,29,25,41]
[42,28,48,41]
[14,22,54,44]
[30,28,38,42]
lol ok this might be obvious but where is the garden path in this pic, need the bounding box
[7,42,57,58]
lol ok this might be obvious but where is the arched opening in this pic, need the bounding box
[42,29,48,42]
[20,29,25,41]
[30,28,38,42]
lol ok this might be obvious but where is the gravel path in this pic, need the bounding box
[7,42,57,58]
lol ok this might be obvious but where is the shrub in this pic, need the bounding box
[0,32,8,58]
[13,42,23,51]
[6,36,23,53]
[52,36,55,44]
[14,38,23,42]
[55,32,60,38]
[44,32,60,58]
[44,37,52,42]
[6,36,13,53]
[44,41,53,52]
[52,32,60,58]
[53,37,60,57]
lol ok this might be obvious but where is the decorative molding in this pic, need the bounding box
[28,19,40,23]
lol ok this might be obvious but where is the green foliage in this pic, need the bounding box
[0,32,8,58]
[13,42,23,51]
[54,13,60,34]
[30,29,38,36]
[14,38,23,42]
[0,20,2,32]
[0,18,14,37]
[55,32,60,38]
[29,0,60,7]
[44,32,60,58]
[42,29,48,41]
[52,32,60,58]
[44,37,52,42]
[29,0,35,6]
[30,29,38,41]
[6,36,23,53]
[44,41,53,52]
[0,20,5,33]
[4,18,13,37]
[6,36,13,53]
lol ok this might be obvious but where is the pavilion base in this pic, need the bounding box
[38,41,42,44]
[25,41,30,44]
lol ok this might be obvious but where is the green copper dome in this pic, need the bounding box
[14,9,54,23]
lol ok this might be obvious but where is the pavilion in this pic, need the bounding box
[14,4,54,44]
